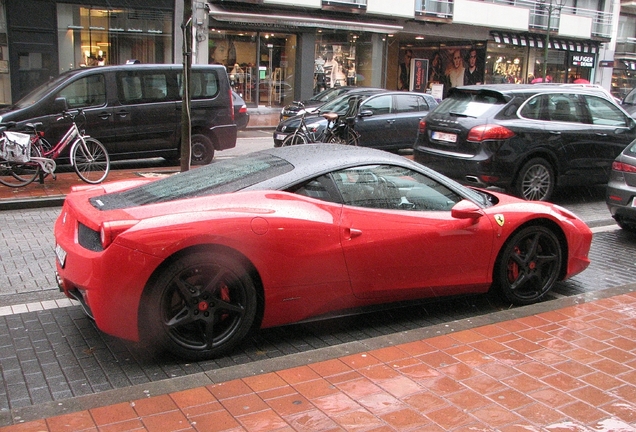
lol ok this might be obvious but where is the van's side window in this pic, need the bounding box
[117,72,169,103]
[180,71,219,100]
[57,75,106,109]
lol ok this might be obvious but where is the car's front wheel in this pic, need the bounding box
[191,134,215,165]
[493,225,562,305]
[514,158,555,201]
[143,251,258,360]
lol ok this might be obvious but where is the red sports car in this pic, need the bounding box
[54,144,592,360]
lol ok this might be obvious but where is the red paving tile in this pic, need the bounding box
[1,292,636,431]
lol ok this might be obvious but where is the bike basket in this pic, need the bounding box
[1,131,31,163]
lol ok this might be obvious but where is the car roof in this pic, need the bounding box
[454,83,614,98]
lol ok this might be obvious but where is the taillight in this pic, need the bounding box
[419,119,426,134]
[239,105,247,115]
[612,161,636,173]
[100,220,138,249]
[467,124,515,142]
[229,89,235,122]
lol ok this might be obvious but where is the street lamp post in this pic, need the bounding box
[542,0,567,81]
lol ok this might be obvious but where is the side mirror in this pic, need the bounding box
[53,97,68,113]
[451,199,484,220]
[358,109,374,117]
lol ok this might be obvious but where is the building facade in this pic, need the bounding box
[0,0,624,107]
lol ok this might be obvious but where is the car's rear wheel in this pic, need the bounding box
[191,134,215,165]
[494,225,562,305]
[514,158,554,201]
[143,251,257,360]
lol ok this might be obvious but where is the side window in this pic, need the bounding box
[117,72,169,104]
[360,95,392,115]
[289,176,338,203]
[396,95,424,113]
[585,95,629,127]
[547,94,583,123]
[57,74,106,109]
[180,71,220,99]
[331,165,462,211]
[520,94,550,120]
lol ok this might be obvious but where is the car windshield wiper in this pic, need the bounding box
[448,111,472,118]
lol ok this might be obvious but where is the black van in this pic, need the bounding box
[0,64,237,164]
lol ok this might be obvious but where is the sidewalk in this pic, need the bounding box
[0,285,635,431]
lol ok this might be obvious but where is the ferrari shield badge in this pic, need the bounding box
[495,214,505,227]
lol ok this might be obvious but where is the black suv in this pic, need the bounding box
[414,84,636,201]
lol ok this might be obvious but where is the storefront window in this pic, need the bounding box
[209,30,296,107]
[57,4,172,72]
[485,44,527,84]
[314,32,373,95]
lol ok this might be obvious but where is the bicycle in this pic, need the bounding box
[281,102,323,146]
[281,101,359,147]
[0,109,110,187]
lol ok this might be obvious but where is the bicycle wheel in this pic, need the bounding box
[0,145,41,187]
[327,129,359,146]
[71,137,110,184]
[282,133,309,146]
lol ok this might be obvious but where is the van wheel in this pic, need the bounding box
[191,134,215,165]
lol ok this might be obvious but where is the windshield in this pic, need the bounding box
[318,92,376,115]
[91,153,294,210]
[13,74,72,109]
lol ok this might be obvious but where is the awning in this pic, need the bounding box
[491,31,598,54]
[207,4,403,34]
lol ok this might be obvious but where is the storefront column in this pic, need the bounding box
[368,33,385,88]
[297,32,316,103]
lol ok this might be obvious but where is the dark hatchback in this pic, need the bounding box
[414,84,636,201]
[274,90,438,151]
[279,86,363,121]
[606,139,636,231]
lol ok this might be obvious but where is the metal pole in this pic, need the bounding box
[180,0,192,172]
[543,2,552,81]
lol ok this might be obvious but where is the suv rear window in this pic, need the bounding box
[434,89,506,118]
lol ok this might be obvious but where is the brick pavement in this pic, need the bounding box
[0,286,634,431]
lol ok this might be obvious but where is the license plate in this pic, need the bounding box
[432,131,457,143]
[55,244,67,268]
[275,133,287,141]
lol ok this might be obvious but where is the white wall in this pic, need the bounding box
[453,0,529,31]
[367,0,415,18]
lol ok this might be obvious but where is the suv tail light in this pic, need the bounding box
[419,119,426,134]
[612,161,636,173]
[229,89,235,122]
[467,124,514,142]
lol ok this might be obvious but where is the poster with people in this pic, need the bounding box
[398,46,485,99]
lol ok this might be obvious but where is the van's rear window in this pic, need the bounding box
[90,154,293,210]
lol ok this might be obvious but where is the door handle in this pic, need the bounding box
[386,120,395,124]
[343,227,362,240]
[98,112,112,120]
[595,132,608,137]
[548,131,562,135]
[116,110,130,118]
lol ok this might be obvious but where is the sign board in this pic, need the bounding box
[569,53,595,68]
[430,84,444,101]
[410,58,429,93]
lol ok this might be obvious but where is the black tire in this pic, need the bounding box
[514,158,555,201]
[72,137,110,184]
[0,145,41,187]
[493,225,562,305]
[191,134,215,165]
[143,251,258,360]
[616,219,636,233]
[282,133,309,146]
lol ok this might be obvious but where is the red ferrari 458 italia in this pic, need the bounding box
[54,144,592,360]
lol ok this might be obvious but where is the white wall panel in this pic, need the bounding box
[264,0,321,7]
[453,0,529,31]
[367,0,415,18]
[558,14,592,38]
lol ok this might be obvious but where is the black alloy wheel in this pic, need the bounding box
[494,225,562,305]
[144,252,257,360]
